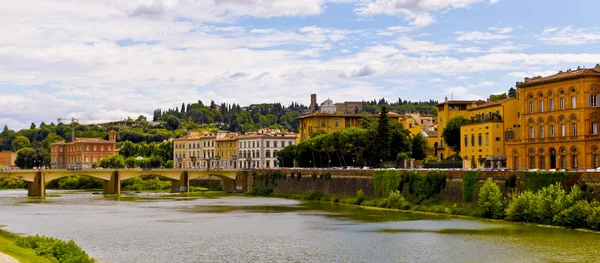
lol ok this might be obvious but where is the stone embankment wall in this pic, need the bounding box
[244,169,600,201]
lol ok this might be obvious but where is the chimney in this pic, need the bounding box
[108,130,117,143]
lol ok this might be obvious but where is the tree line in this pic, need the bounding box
[277,107,429,168]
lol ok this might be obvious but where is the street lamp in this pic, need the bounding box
[328,159,331,169]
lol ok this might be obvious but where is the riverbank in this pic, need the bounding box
[0,229,94,263]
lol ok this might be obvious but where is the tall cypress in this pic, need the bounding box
[374,106,391,165]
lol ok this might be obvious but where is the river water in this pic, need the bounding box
[0,190,599,263]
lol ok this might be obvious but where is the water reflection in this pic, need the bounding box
[0,190,598,263]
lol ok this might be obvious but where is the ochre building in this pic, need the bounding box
[507,66,600,170]
[297,112,402,141]
[0,151,16,168]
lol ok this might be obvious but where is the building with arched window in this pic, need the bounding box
[506,65,600,169]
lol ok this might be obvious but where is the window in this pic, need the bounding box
[594,148,599,168]
[539,150,546,169]
[485,133,489,146]
[540,126,545,138]
[471,135,475,146]
[560,97,565,110]
[571,96,576,108]
[590,94,598,107]
[274,141,278,148]
[478,134,482,146]
[550,125,555,137]
[550,99,554,111]
[101,145,104,151]
[321,121,326,127]
[266,141,270,147]
[464,135,468,147]
[593,122,599,135]
[529,101,534,113]
[505,130,515,140]
[529,150,535,169]
[539,100,544,112]
[561,124,566,137]
[86,145,89,151]
[572,123,577,136]
[334,120,339,127]
[530,126,535,139]
[572,148,578,168]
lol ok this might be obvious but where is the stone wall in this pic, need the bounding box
[244,169,600,201]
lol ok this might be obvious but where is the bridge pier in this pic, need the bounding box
[171,171,189,193]
[103,171,121,195]
[27,171,45,197]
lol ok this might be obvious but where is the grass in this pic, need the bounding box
[0,230,56,263]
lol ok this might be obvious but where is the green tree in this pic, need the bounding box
[30,122,36,129]
[478,178,505,219]
[14,148,38,169]
[442,115,469,154]
[374,106,391,164]
[411,133,428,160]
[12,135,31,151]
[99,155,125,169]
[164,116,180,130]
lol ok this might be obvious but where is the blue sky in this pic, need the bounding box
[1,0,600,129]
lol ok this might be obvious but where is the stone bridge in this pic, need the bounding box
[0,169,243,197]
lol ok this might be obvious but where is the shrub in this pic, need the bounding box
[373,170,401,197]
[306,190,325,200]
[354,189,366,205]
[311,172,318,181]
[410,170,446,202]
[504,174,517,188]
[553,200,591,228]
[586,202,600,230]
[534,183,567,224]
[297,172,302,182]
[520,171,568,192]
[385,190,411,210]
[15,235,95,263]
[506,190,536,222]
[0,178,27,189]
[462,171,479,202]
[477,178,505,219]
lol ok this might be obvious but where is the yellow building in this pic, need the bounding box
[216,132,240,169]
[173,132,217,169]
[399,112,437,136]
[435,98,487,160]
[297,112,402,141]
[507,66,600,170]
[461,97,519,168]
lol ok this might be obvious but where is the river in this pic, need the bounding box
[0,189,599,263]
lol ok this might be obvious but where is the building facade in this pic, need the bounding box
[320,99,336,113]
[297,112,402,142]
[435,99,487,160]
[507,66,600,170]
[460,97,519,169]
[51,130,118,169]
[216,132,240,169]
[0,151,16,168]
[237,130,297,169]
[173,132,217,169]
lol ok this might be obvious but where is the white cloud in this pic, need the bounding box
[354,0,492,27]
[538,26,600,45]
[395,36,453,53]
[456,30,511,41]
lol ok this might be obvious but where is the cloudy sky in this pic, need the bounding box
[1,0,599,129]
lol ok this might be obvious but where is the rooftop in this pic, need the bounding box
[296,111,402,119]
[516,65,600,88]
[467,97,516,111]
[436,100,487,106]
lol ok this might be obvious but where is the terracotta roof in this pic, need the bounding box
[516,67,600,88]
[468,97,515,111]
[436,100,487,106]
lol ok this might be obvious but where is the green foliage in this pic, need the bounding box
[0,177,26,189]
[319,172,332,180]
[506,190,537,222]
[15,235,94,263]
[378,190,411,210]
[14,148,42,169]
[504,174,517,188]
[441,116,469,154]
[46,176,103,189]
[505,183,596,229]
[373,170,401,197]
[374,106,391,162]
[121,176,171,191]
[403,170,447,202]
[12,135,31,151]
[311,172,317,181]
[520,171,569,192]
[354,189,366,205]
[477,178,505,219]
[411,133,428,160]
[423,155,437,164]
[489,93,508,101]
[99,155,125,169]
[306,190,325,200]
[462,171,479,202]
[587,202,600,230]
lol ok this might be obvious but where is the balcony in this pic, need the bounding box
[585,134,600,139]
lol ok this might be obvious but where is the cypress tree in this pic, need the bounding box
[374,106,391,165]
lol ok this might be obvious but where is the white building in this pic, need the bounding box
[320,99,336,113]
[237,129,298,169]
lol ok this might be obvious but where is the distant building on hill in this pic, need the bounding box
[51,130,118,169]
